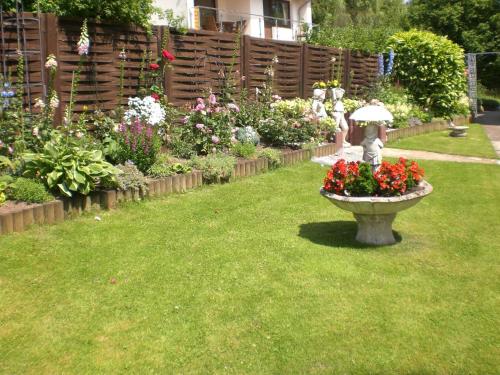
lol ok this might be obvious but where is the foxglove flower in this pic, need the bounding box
[77,19,90,56]
[45,54,58,70]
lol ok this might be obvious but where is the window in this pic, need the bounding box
[263,0,291,28]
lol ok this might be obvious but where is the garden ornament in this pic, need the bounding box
[350,104,393,171]
[331,87,351,148]
[312,88,328,120]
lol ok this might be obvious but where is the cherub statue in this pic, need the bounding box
[331,87,351,148]
[361,123,384,171]
[311,88,328,120]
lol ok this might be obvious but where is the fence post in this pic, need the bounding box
[301,43,308,99]
[342,48,351,95]
[44,13,63,124]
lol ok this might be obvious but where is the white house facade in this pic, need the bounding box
[153,0,312,41]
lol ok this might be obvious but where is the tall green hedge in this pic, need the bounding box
[387,30,467,118]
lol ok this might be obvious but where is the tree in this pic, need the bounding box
[310,0,408,52]
[408,0,500,90]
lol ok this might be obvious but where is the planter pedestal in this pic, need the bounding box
[449,126,469,137]
[353,213,397,245]
[320,181,433,246]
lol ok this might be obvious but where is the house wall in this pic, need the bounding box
[152,0,313,41]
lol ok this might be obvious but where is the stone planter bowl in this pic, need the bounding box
[320,181,433,245]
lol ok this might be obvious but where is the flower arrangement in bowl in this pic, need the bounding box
[312,81,327,90]
[326,79,341,89]
[320,158,432,245]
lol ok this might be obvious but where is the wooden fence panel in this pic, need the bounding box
[243,36,302,99]
[302,44,344,98]
[55,17,157,117]
[165,29,241,106]
[0,12,46,108]
[346,50,379,96]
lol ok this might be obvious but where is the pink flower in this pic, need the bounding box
[211,135,220,144]
[196,98,204,105]
[195,103,206,111]
[195,123,204,129]
[208,93,217,105]
[181,116,189,124]
[272,95,281,101]
[227,103,240,112]
[8,145,14,154]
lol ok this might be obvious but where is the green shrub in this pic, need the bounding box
[235,126,260,145]
[8,178,53,203]
[387,30,467,118]
[256,148,282,170]
[189,153,235,184]
[103,161,148,192]
[23,133,120,197]
[231,142,256,159]
[479,97,500,111]
[147,154,192,177]
[169,138,196,159]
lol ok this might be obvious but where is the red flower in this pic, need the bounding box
[162,49,175,62]
[151,93,160,102]
[150,63,160,70]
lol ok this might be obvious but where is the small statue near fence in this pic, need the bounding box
[331,87,351,148]
[311,88,328,120]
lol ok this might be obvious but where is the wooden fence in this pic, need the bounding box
[0,13,380,120]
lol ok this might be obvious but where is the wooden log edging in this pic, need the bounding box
[0,143,342,236]
[386,115,470,142]
[0,171,203,235]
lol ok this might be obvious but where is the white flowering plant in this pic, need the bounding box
[124,96,166,127]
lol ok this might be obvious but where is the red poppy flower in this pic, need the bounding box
[162,49,175,62]
[150,63,160,70]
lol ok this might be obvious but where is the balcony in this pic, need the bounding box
[188,6,311,42]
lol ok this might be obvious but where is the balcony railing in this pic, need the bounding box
[188,6,311,41]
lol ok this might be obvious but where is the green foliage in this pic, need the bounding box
[387,30,467,118]
[346,162,377,197]
[189,153,235,184]
[0,175,14,205]
[169,139,196,159]
[258,99,319,147]
[8,178,53,203]
[231,142,256,159]
[408,0,500,90]
[104,161,148,192]
[479,96,500,111]
[32,0,156,31]
[23,134,120,197]
[256,148,282,170]
[309,0,407,52]
[147,154,192,178]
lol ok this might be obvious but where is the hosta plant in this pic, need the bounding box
[23,134,120,197]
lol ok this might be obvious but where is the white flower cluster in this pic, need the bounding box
[124,96,165,126]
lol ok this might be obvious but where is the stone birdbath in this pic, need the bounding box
[319,104,433,245]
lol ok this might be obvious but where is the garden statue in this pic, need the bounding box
[360,122,384,171]
[331,88,351,148]
[311,88,328,120]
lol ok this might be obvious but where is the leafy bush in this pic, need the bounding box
[0,175,14,205]
[104,161,148,192]
[387,30,467,118]
[8,178,53,203]
[116,119,161,174]
[175,95,236,155]
[258,99,319,147]
[231,142,256,159]
[23,134,120,197]
[189,153,235,184]
[147,154,192,177]
[256,148,282,170]
[479,96,500,111]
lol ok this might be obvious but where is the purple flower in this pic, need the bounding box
[378,53,384,76]
[146,126,153,139]
[195,123,204,130]
[386,49,394,75]
[211,135,220,144]
[208,93,217,105]
[181,116,189,124]
[195,103,206,111]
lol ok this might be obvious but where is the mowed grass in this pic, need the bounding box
[0,161,499,374]
[387,123,498,159]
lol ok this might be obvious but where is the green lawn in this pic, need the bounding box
[1,161,499,374]
[387,123,498,159]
